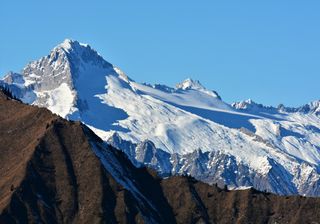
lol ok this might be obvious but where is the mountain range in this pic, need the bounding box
[1,83,320,223]
[1,39,320,197]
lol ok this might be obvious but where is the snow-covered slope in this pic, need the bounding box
[2,39,320,196]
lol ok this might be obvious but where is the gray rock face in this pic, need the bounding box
[108,133,320,196]
[108,133,172,175]
[2,39,114,116]
[2,41,74,106]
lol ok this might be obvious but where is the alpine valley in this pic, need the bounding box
[2,39,320,197]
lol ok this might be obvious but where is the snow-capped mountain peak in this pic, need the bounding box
[233,98,320,116]
[176,78,205,90]
[55,38,89,53]
[176,78,221,99]
[231,99,254,110]
[2,39,320,197]
[56,38,76,51]
[296,100,320,114]
[0,39,118,117]
[231,99,278,113]
[53,39,111,70]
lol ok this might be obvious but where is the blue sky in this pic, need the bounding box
[1,1,319,106]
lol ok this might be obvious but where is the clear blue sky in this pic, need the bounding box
[1,1,319,106]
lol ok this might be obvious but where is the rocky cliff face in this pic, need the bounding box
[1,90,320,224]
[108,133,320,196]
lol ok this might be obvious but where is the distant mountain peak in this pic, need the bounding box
[233,98,320,115]
[176,78,221,99]
[176,78,205,90]
[281,100,320,115]
[232,99,258,109]
[231,99,279,114]
[300,100,320,113]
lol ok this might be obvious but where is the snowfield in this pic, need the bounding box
[1,39,320,196]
